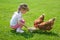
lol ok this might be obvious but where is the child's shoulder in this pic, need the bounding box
[12,11,18,16]
[13,11,21,16]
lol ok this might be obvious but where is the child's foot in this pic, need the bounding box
[16,28,24,33]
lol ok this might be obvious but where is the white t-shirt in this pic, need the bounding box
[10,11,22,26]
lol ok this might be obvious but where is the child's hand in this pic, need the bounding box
[18,19,25,27]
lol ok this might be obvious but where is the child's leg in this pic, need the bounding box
[10,24,20,30]
[11,19,25,33]
[11,24,24,33]
[16,27,24,33]
[16,19,25,33]
[20,19,25,28]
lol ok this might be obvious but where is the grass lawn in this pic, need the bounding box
[0,0,60,40]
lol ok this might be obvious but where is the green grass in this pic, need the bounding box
[0,0,60,40]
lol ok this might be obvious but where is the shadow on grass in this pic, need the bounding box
[10,30,34,39]
[32,30,60,37]
[10,30,60,38]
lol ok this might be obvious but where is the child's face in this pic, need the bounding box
[20,9,27,14]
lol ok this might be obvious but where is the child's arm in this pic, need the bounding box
[18,20,28,28]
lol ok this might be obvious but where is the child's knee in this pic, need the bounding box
[21,19,25,23]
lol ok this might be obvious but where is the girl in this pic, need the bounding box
[10,3,29,33]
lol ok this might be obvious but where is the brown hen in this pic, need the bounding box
[38,18,55,31]
[34,14,45,28]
